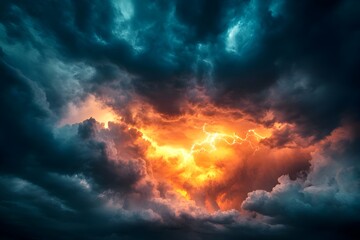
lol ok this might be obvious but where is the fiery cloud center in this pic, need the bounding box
[140,124,269,198]
[61,97,311,211]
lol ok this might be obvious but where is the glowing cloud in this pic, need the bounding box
[59,95,118,128]
[87,98,312,211]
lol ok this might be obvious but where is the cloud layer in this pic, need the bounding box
[1,0,360,239]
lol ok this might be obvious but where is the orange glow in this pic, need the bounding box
[115,100,276,210]
[66,96,313,211]
[59,95,118,128]
[139,123,268,184]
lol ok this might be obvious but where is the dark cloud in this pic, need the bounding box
[243,125,360,239]
[2,0,359,132]
[1,0,360,239]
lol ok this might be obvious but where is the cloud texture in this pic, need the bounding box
[1,0,360,239]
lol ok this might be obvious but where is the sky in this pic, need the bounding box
[0,0,360,239]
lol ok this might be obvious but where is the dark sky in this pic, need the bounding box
[1,0,360,239]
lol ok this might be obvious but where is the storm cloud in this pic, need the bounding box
[1,0,360,239]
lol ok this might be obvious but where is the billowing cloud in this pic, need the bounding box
[1,0,359,239]
[243,124,360,239]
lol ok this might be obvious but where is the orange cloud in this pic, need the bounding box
[59,95,118,128]
[65,96,314,211]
